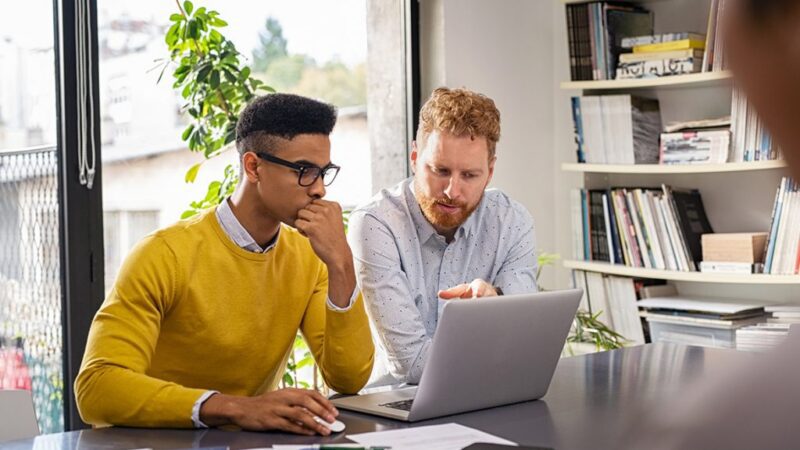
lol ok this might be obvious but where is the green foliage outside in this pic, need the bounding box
[252,17,367,108]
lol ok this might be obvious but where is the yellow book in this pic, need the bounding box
[633,39,706,54]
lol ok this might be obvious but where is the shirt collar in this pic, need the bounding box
[215,197,279,253]
[405,177,481,244]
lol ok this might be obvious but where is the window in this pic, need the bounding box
[0,0,62,433]
[98,0,373,292]
[103,210,159,291]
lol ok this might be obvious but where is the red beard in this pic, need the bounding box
[415,185,479,231]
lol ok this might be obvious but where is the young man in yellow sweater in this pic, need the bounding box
[75,93,374,435]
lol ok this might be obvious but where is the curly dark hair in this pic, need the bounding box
[235,93,337,157]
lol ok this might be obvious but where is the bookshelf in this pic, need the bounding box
[557,0,799,329]
[560,71,732,91]
[563,260,800,285]
[562,160,786,174]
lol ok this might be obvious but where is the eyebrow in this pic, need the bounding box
[431,164,484,173]
[293,159,335,168]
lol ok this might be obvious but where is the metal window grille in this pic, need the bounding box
[0,146,63,433]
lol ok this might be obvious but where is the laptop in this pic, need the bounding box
[332,289,582,421]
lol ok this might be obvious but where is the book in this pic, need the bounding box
[570,97,585,163]
[663,117,731,133]
[616,57,703,79]
[699,261,755,274]
[632,39,706,54]
[642,311,765,328]
[619,48,704,63]
[659,129,730,164]
[571,95,661,164]
[736,323,790,352]
[589,190,611,262]
[604,275,646,344]
[621,32,706,48]
[764,178,800,274]
[565,2,652,81]
[664,186,714,268]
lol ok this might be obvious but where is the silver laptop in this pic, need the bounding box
[332,289,582,421]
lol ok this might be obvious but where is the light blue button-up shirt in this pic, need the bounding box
[348,177,537,386]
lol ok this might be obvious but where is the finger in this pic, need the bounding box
[274,416,317,436]
[303,202,328,214]
[280,405,330,436]
[311,198,340,211]
[438,284,468,299]
[294,219,310,236]
[296,209,316,222]
[307,389,338,417]
[296,392,336,423]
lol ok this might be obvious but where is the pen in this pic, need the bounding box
[297,446,391,450]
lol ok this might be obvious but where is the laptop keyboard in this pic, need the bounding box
[379,399,414,411]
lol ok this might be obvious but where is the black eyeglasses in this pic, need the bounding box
[255,152,341,187]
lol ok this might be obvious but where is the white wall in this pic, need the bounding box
[420,0,562,288]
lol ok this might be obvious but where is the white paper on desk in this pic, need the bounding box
[348,423,517,450]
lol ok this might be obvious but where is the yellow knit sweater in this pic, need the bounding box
[75,209,374,428]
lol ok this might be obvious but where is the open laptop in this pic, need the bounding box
[332,289,582,421]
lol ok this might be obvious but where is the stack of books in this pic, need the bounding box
[570,95,662,164]
[565,2,653,81]
[659,118,731,165]
[616,32,706,79]
[570,185,713,271]
[639,295,768,349]
[763,178,800,275]
[736,323,791,352]
[765,305,800,325]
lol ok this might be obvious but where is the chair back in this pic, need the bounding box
[0,390,40,443]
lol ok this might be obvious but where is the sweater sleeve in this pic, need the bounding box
[300,262,375,394]
[74,235,207,428]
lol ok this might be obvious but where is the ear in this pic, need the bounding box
[241,152,260,183]
[410,141,419,174]
[486,155,497,186]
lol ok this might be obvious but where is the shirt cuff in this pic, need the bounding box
[326,287,360,312]
[192,390,219,428]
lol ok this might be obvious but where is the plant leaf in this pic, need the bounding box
[185,162,202,183]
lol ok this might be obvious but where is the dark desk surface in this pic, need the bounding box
[4,343,742,449]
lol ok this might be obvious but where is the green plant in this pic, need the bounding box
[161,0,273,219]
[567,310,625,353]
[535,252,625,352]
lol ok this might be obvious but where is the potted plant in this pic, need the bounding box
[535,253,626,356]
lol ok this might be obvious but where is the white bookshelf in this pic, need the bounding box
[562,160,786,174]
[559,0,796,306]
[560,71,732,91]
[563,260,800,285]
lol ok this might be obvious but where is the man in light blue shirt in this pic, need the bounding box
[348,87,537,385]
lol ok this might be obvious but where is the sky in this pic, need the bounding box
[3,0,368,66]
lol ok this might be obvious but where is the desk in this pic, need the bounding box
[3,343,741,449]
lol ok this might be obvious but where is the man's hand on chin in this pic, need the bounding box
[438,278,498,299]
